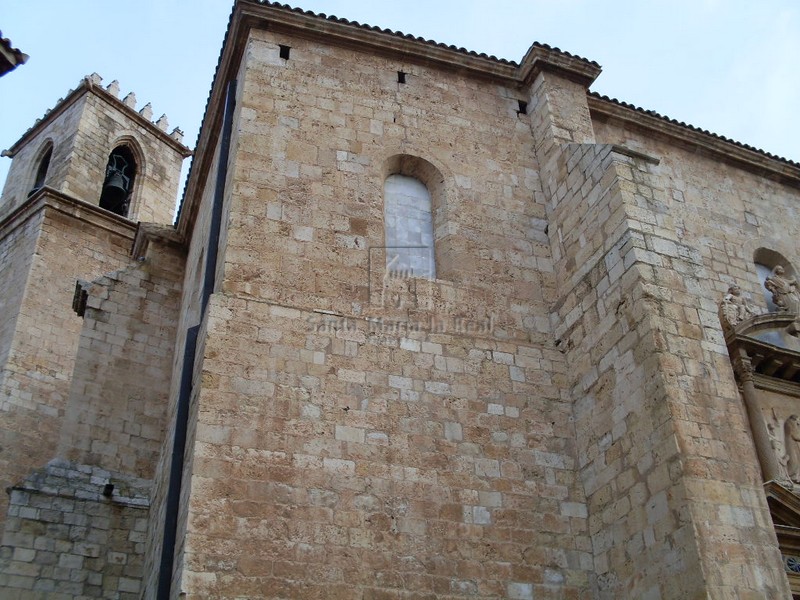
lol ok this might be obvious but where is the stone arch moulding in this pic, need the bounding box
[753,247,797,274]
[381,153,455,280]
[28,138,54,197]
[109,134,147,174]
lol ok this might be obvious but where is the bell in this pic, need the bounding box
[99,171,129,214]
[104,171,127,196]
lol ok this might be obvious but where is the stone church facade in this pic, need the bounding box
[1,1,800,598]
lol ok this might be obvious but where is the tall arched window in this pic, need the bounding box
[384,174,435,279]
[382,154,448,281]
[28,142,53,197]
[99,145,137,217]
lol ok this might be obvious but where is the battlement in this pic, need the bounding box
[3,73,190,159]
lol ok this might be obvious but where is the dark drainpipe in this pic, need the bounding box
[158,78,237,600]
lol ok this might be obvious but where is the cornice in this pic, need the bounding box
[754,374,800,399]
[239,1,601,87]
[243,4,517,82]
[174,1,602,239]
[518,44,601,87]
[724,313,800,387]
[765,482,800,549]
[0,31,28,76]
[0,187,137,243]
[588,94,800,188]
[175,4,243,242]
[132,222,185,260]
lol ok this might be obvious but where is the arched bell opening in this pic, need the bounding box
[99,145,137,217]
[28,141,53,198]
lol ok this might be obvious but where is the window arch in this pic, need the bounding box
[754,248,797,312]
[28,141,53,197]
[382,154,447,280]
[99,145,137,217]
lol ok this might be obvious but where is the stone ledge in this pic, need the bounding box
[610,144,660,165]
[131,222,185,260]
[0,187,137,243]
[8,458,151,509]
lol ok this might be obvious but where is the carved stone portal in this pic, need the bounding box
[722,286,800,597]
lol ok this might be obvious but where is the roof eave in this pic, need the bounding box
[589,94,800,187]
[0,33,28,76]
[519,44,601,88]
[175,1,604,238]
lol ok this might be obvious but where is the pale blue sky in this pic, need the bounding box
[2,1,798,202]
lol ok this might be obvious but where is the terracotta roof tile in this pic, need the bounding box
[252,1,600,69]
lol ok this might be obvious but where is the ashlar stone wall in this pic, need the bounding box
[530,69,792,597]
[0,99,86,220]
[0,210,42,403]
[589,109,800,596]
[0,198,134,524]
[0,459,150,599]
[171,26,592,599]
[57,231,185,479]
[141,132,225,600]
[182,293,591,598]
[0,220,186,598]
[218,29,552,338]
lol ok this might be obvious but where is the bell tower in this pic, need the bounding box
[0,73,191,527]
[0,72,191,222]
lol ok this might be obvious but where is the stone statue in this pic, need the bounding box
[768,420,791,482]
[765,265,800,313]
[719,284,758,327]
[785,414,800,483]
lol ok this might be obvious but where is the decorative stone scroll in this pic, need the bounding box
[719,284,759,327]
